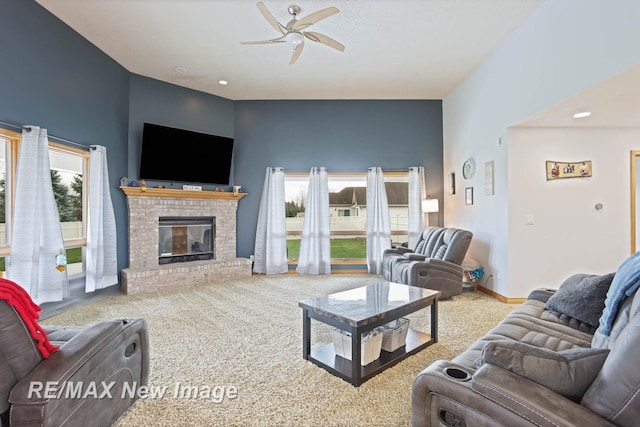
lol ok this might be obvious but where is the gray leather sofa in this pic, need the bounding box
[412,256,640,427]
[382,227,472,299]
[1,300,149,427]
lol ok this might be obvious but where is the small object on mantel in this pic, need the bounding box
[140,180,147,192]
[156,185,164,189]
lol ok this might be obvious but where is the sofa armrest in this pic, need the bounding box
[10,318,149,427]
[383,247,412,257]
[403,253,427,261]
[412,360,614,427]
[471,364,614,426]
[527,288,557,303]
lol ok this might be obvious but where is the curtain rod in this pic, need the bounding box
[0,120,94,151]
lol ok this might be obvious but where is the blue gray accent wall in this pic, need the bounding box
[0,0,130,274]
[234,100,443,257]
[2,1,444,276]
[127,74,234,188]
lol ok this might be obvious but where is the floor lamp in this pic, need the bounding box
[422,198,440,227]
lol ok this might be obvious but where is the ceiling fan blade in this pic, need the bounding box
[293,7,340,30]
[289,42,305,65]
[256,2,286,34]
[304,31,345,52]
[241,36,286,45]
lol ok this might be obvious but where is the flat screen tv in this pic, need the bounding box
[139,123,234,185]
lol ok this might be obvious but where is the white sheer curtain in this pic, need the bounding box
[296,167,330,275]
[6,126,69,304]
[408,166,426,249]
[366,167,391,274]
[253,167,288,274]
[86,145,118,292]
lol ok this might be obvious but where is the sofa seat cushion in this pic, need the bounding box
[482,340,609,402]
[452,300,593,368]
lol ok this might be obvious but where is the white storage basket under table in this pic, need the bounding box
[331,329,383,366]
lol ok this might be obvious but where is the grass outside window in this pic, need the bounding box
[287,238,366,260]
[0,247,82,273]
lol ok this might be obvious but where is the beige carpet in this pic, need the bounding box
[43,275,516,427]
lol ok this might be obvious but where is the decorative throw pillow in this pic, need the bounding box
[482,340,609,402]
[544,273,615,327]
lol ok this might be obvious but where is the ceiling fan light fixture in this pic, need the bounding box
[218,80,228,85]
[241,3,343,64]
[573,111,592,118]
[285,31,304,46]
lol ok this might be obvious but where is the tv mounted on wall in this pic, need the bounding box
[139,123,234,185]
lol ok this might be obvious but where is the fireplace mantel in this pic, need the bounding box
[120,186,247,200]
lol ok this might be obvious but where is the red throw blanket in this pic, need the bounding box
[0,278,58,358]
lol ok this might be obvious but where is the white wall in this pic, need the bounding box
[508,128,639,296]
[443,0,640,297]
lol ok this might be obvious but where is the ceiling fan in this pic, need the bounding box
[241,2,345,65]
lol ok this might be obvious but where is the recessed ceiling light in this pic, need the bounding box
[174,67,187,73]
[573,111,592,118]
[218,80,229,85]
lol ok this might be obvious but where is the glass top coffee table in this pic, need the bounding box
[299,282,440,386]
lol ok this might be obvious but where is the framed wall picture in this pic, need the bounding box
[449,171,456,195]
[546,160,592,180]
[465,187,473,205]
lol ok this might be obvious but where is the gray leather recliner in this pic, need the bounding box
[382,227,472,298]
[0,300,149,427]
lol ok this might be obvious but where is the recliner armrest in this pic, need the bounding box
[527,288,557,303]
[383,247,412,257]
[10,319,149,427]
[412,360,614,427]
[471,363,614,426]
[403,253,427,261]
[409,258,462,275]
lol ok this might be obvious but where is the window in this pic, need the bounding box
[49,143,87,275]
[284,171,409,263]
[0,128,88,276]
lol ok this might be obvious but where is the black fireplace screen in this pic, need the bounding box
[158,216,214,265]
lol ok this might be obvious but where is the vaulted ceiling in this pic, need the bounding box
[35,0,639,127]
[36,0,543,100]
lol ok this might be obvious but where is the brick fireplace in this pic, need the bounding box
[120,187,252,294]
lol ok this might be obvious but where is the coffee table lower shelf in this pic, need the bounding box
[309,329,433,384]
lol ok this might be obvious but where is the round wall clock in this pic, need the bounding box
[462,158,476,179]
